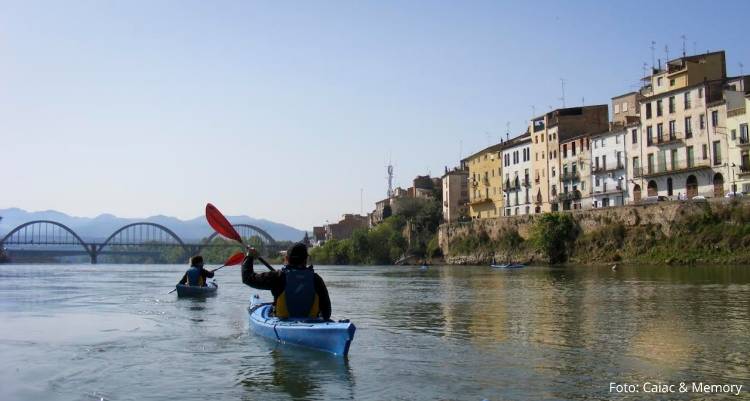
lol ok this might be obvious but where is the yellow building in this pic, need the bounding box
[463,143,504,219]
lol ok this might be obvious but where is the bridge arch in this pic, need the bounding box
[96,222,187,253]
[204,224,276,245]
[1,220,91,252]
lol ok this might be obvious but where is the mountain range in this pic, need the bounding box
[0,208,306,242]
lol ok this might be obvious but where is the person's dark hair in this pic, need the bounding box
[190,255,204,266]
[287,242,308,266]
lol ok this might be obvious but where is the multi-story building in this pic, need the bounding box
[464,143,504,219]
[726,93,750,193]
[632,51,749,200]
[369,198,391,226]
[325,214,368,241]
[501,132,532,216]
[558,134,592,210]
[441,167,469,222]
[590,128,628,207]
[530,105,609,212]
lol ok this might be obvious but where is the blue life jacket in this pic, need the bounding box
[275,266,319,318]
[186,266,205,287]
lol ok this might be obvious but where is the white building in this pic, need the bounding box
[501,133,533,216]
[590,128,628,207]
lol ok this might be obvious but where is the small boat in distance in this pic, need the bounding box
[490,263,526,269]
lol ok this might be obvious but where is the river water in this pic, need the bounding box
[0,264,748,401]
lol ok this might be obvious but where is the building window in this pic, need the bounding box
[614,104,620,113]
[669,120,676,137]
[633,156,640,171]
[713,140,722,165]
[684,92,691,109]
[669,96,675,113]
[622,102,628,112]
[685,116,692,138]
[563,144,567,158]
[687,146,694,167]
[572,142,577,156]
[698,88,703,98]
[647,126,653,145]
[670,78,675,87]
[657,77,663,86]
[702,144,708,160]
[731,129,737,141]
[632,129,638,144]
[656,100,663,117]
[700,114,706,130]
[711,110,719,128]
[646,103,652,119]
[657,123,663,142]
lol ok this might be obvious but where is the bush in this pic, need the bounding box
[529,213,579,264]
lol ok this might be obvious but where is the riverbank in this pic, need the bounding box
[439,199,750,266]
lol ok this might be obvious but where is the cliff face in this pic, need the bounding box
[439,199,750,265]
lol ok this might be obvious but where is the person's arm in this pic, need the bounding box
[241,254,280,290]
[314,274,332,320]
[178,273,187,285]
[203,268,215,279]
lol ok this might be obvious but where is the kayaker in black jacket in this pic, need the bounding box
[242,242,332,320]
[179,255,214,287]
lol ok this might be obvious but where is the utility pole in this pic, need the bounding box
[560,78,566,108]
[360,188,363,215]
[650,41,656,69]
[740,62,745,91]
[681,35,687,57]
[664,44,670,63]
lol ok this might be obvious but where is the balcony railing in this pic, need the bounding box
[468,196,494,206]
[738,136,750,147]
[562,170,580,181]
[554,190,582,202]
[523,177,531,187]
[593,186,624,196]
[633,158,711,178]
[592,163,625,174]
[652,131,684,146]
[739,164,750,176]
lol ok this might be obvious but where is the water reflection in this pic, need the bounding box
[237,347,354,401]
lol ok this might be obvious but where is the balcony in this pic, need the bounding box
[633,158,711,178]
[468,196,494,206]
[561,170,580,181]
[738,136,750,148]
[593,186,624,196]
[652,131,684,147]
[523,177,531,187]
[592,163,625,174]
[739,164,750,176]
[554,190,582,202]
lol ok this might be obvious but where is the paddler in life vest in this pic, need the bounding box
[242,242,331,320]
[178,255,214,287]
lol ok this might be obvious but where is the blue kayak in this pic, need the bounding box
[176,281,218,297]
[490,263,526,269]
[248,295,356,356]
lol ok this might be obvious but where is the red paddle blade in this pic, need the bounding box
[223,251,245,267]
[205,203,243,243]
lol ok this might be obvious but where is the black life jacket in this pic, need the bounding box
[275,266,320,318]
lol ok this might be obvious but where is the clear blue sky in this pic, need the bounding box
[2,1,748,230]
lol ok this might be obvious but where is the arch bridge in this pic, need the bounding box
[0,220,280,264]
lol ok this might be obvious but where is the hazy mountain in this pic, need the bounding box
[0,208,306,242]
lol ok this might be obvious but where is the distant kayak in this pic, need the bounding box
[490,263,526,269]
[175,281,218,297]
[248,295,356,356]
